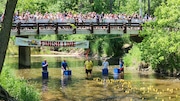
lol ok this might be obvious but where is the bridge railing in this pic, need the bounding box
[10,22,143,35]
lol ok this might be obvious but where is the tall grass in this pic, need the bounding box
[0,66,40,101]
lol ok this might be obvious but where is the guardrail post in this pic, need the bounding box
[17,22,21,35]
[36,23,39,35]
[90,23,93,34]
[123,23,127,33]
[140,24,142,30]
[107,23,110,33]
[55,23,58,34]
[73,23,76,34]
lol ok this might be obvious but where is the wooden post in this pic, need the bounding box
[90,23,93,34]
[55,23,58,34]
[123,23,127,33]
[36,23,39,35]
[17,22,21,35]
[107,23,110,33]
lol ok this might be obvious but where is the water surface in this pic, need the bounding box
[5,56,180,101]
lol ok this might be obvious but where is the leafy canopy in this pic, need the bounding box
[139,0,180,72]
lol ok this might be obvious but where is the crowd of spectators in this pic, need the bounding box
[0,11,154,24]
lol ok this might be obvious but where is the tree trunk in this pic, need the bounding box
[0,85,17,101]
[148,0,150,17]
[0,0,18,74]
[110,0,113,13]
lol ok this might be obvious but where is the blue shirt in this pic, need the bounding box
[42,62,48,71]
[61,62,68,70]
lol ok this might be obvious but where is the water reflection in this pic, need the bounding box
[101,76,108,88]
[113,73,120,79]
[42,79,48,92]
[113,73,124,79]
[61,75,71,88]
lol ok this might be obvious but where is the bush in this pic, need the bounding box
[123,44,141,69]
[0,66,40,101]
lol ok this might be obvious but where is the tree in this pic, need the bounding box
[16,0,48,13]
[0,0,18,73]
[114,0,139,14]
[139,0,180,74]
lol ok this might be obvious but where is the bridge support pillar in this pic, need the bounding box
[19,46,31,68]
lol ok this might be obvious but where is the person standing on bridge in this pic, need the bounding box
[42,59,48,72]
[84,58,93,79]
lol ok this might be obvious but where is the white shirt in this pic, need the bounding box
[102,61,109,69]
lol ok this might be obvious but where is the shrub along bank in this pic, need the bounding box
[0,65,40,101]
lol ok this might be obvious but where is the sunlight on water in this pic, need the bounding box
[5,56,180,101]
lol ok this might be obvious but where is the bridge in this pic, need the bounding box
[8,22,143,68]
[11,22,142,36]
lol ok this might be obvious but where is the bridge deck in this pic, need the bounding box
[9,22,142,36]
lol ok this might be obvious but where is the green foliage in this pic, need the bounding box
[41,34,57,40]
[121,0,139,14]
[138,0,180,73]
[150,0,165,16]
[89,35,129,57]
[16,0,48,13]
[154,0,180,28]
[2,0,161,15]
[0,66,40,101]
[0,0,6,14]
[101,39,113,57]
[93,0,109,13]
[123,44,141,67]
[7,37,18,55]
[91,37,103,56]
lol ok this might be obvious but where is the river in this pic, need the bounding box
[5,56,180,101]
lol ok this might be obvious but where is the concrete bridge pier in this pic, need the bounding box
[18,45,31,68]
